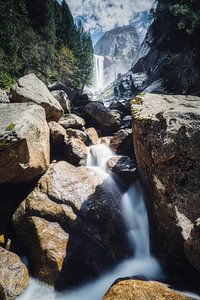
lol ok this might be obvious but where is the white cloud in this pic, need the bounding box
[67,0,155,33]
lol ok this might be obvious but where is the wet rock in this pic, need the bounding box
[58,114,85,130]
[0,247,29,300]
[110,129,133,157]
[13,161,130,288]
[65,137,88,166]
[66,128,88,143]
[104,280,191,300]
[0,89,10,103]
[51,90,71,113]
[122,116,132,128]
[131,93,200,277]
[85,127,99,145]
[84,102,122,132]
[10,73,63,122]
[106,156,137,182]
[0,103,50,183]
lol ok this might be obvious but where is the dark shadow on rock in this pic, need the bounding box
[0,179,39,242]
[24,175,133,291]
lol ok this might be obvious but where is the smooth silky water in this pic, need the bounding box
[18,143,200,300]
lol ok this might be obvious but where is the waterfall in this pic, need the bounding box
[93,54,104,91]
[18,143,163,300]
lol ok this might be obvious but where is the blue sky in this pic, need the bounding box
[67,0,155,44]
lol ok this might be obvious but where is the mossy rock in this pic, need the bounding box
[6,123,15,131]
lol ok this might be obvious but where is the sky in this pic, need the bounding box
[67,0,155,43]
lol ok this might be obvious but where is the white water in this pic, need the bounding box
[18,143,163,300]
[93,54,105,91]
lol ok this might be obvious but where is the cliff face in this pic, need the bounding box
[131,93,200,280]
[94,25,140,86]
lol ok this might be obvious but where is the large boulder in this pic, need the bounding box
[0,89,9,103]
[110,129,133,157]
[13,161,130,289]
[84,102,122,132]
[58,114,85,130]
[51,90,71,114]
[0,103,50,183]
[10,73,63,122]
[106,156,137,182]
[131,93,200,278]
[0,247,29,300]
[104,280,191,300]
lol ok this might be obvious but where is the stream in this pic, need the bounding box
[17,143,199,300]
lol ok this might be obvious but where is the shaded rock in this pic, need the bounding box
[49,123,87,165]
[66,128,87,143]
[73,94,91,107]
[110,128,133,157]
[48,121,68,160]
[10,73,63,122]
[104,280,191,300]
[84,102,122,132]
[109,100,127,115]
[51,90,71,113]
[0,181,38,244]
[85,127,99,145]
[65,138,88,166]
[131,93,200,278]
[0,89,9,103]
[48,82,77,101]
[185,218,200,273]
[106,156,137,182]
[58,114,85,130]
[13,161,130,289]
[0,247,29,300]
[0,103,50,183]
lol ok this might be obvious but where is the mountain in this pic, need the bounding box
[131,0,200,96]
[94,25,140,87]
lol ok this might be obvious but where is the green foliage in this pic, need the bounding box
[151,0,200,94]
[0,72,15,89]
[0,0,94,92]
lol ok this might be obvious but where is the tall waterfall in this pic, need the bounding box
[93,54,104,91]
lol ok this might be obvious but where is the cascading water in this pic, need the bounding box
[18,142,163,300]
[93,54,105,91]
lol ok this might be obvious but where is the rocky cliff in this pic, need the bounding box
[94,25,140,86]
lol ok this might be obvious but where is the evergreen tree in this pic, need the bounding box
[0,0,94,91]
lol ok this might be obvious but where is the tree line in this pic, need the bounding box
[0,0,94,93]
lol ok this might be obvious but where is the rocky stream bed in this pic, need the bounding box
[0,74,200,300]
